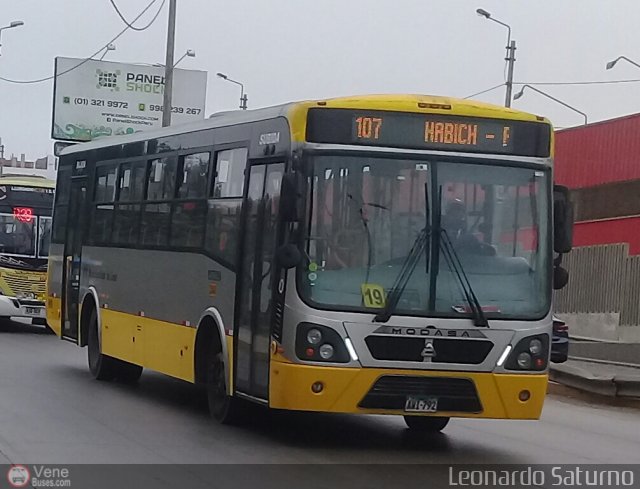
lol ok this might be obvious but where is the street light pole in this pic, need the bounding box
[162,0,177,127]
[99,43,116,61]
[476,9,515,107]
[513,84,588,125]
[0,20,25,56]
[606,55,640,71]
[504,40,516,108]
[216,72,248,110]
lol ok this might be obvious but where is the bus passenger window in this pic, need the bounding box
[147,156,178,201]
[170,201,207,248]
[90,204,115,244]
[94,165,118,202]
[213,148,247,198]
[140,203,171,246]
[205,199,241,264]
[177,152,210,199]
[118,161,146,201]
[112,204,141,245]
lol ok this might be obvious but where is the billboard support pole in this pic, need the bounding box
[162,0,177,127]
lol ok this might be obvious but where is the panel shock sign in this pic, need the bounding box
[306,108,550,157]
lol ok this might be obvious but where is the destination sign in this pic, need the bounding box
[306,108,551,157]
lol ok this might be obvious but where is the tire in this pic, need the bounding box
[206,350,244,424]
[404,416,450,433]
[114,361,143,384]
[32,318,55,334]
[87,308,118,381]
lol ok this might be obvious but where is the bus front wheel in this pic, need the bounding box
[206,351,243,424]
[87,309,143,383]
[404,416,450,433]
[87,308,120,381]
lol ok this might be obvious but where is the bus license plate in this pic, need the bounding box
[25,307,42,316]
[404,396,438,413]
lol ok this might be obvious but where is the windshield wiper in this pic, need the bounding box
[373,226,429,322]
[373,182,431,323]
[439,230,489,328]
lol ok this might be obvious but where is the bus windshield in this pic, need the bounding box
[301,154,551,320]
[0,214,52,258]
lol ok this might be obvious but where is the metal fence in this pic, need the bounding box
[555,243,640,326]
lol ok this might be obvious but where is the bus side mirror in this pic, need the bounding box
[276,244,301,269]
[553,185,574,254]
[280,173,299,222]
[553,266,569,290]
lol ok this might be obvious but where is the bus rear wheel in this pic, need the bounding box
[206,351,243,424]
[404,416,450,433]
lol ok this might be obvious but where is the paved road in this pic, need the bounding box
[1,319,639,467]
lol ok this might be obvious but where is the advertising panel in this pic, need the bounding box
[52,57,207,142]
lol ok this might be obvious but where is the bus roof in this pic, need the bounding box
[0,174,56,189]
[59,94,551,156]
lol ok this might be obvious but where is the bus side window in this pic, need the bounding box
[212,148,247,198]
[205,148,247,265]
[205,199,242,264]
[177,152,210,199]
[89,163,118,244]
[147,156,178,201]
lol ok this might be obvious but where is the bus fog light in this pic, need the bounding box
[311,381,324,393]
[517,352,532,369]
[307,328,322,345]
[519,390,531,402]
[319,344,334,360]
[529,338,543,355]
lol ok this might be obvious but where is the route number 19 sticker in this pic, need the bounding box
[361,283,386,308]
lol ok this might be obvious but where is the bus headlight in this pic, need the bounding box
[517,352,532,369]
[505,334,549,371]
[295,323,350,363]
[529,338,543,355]
[307,328,322,345]
[319,344,334,360]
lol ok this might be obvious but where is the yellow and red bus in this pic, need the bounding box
[0,175,54,325]
[47,94,572,432]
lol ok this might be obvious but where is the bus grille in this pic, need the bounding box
[359,376,482,412]
[0,270,46,300]
[365,336,493,364]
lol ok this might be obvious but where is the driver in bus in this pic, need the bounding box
[442,199,494,256]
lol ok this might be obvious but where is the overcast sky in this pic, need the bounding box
[1,0,639,159]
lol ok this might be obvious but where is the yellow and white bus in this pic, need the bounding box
[47,94,572,432]
[0,175,54,324]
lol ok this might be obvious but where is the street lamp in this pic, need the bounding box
[153,49,195,68]
[476,8,516,107]
[514,84,588,125]
[0,20,25,56]
[605,55,640,71]
[173,49,195,68]
[99,43,116,61]
[216,72,248,110]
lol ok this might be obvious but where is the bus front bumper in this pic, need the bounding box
[0,296,46,319]
[269,360,547,419]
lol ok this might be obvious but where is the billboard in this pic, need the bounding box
[52,57,207,142]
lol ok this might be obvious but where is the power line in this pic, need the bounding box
[517,79,640,86]
[463,83,505,99]
[0,0,160,85]
[108,0,166,32]
[464,78,640,100]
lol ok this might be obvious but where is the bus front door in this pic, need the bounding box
[235,162,284,401]
[61,177,88,342]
